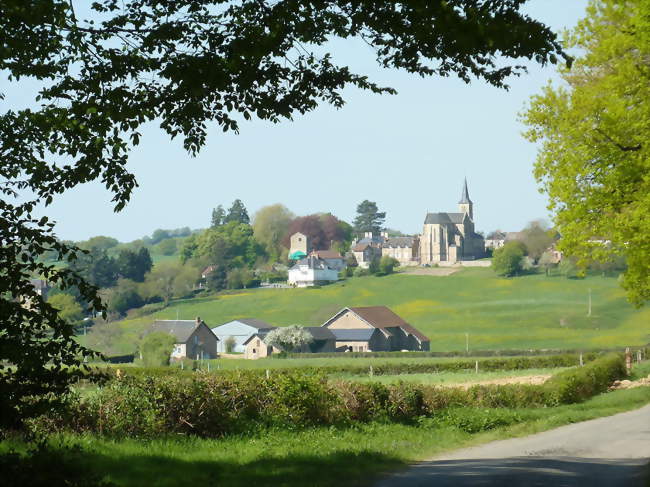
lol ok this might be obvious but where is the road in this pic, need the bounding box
[375,403,650,487]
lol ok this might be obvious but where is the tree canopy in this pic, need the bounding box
[225,200,250,225]
[252,204,294,262]
[522,0,649,305]
[353,200,386,235]
[1,0,568,425]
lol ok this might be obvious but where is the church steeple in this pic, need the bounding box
[458,178,473,220]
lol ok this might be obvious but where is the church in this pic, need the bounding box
[419,179,485,264]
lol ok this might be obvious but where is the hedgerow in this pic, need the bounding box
[35,354,627,439]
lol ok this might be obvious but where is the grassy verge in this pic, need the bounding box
[2,387,649,487]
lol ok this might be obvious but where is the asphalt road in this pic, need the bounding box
[375,403,650,487]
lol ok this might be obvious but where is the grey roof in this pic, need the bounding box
[150,320,214,343]
[233,318,276,331]
[382,236,415,248]
[290,255,332,271]
[304,327,336,340]
[424,212,466,225]
[242,331,270,345]
[330,328,376,341]
[356,236,385,246]
[459,178,472,204]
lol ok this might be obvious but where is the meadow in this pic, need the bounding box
[86,268,650,356]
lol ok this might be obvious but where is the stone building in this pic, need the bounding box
[419,179,485,264]
[381,236,419,266]
[288,232,310,260]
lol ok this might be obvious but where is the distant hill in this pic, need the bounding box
[83,268,650,356]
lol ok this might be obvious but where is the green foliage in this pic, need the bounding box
[77,236,119,252]
[141,261,199,303]
[492,241,526,277]
[353,200,385,235]
[225,199,250,225]
[138,332,176,367]
[226,268,260,290]
[102,279,144,317]
[520,220,555,262]
[252,204,294,262]
[48,293,84,322]
[116,247,152,282]
[522,0,650,305]
[211,205,225,228]
[0,0,570,429]
[70,248,119,289]
[544,353,626,405]
[378,256,400,276]
[153,239,177,257]
[559,258,580,279]
[191,222,263,271]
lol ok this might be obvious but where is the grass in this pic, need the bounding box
[84,267,650,356]
[3,386,650,487]
[340,367,568,385]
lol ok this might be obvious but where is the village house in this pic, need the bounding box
[211,318,276,353]
[309,249,346,271]
[351,232,385,268]
[288,255,339,287]
[242,326,336,359]
[322,306,430,352]
[150,317,219,360]
[381,236,420,266]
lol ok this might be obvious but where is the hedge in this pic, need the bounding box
[109,352,600,381]
[34,354,626,439]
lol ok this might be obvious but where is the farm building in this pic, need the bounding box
[322,306,430,352]
[243,326,336,359]
[288,255,339,287]
[211,318,276,353]
[150,317,219,360]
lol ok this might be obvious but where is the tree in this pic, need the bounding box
[139,332,175,367]
[78,235,119,252]
[522,0,649,305]
[264,325,313,353]
[225,199,250,225]
[116,247,152,282]
[141,261,199,304]
[353,200,386,235]
[1,0,567,427]
[211,205,226,228]
[70,247,119,289]
[520,220,555,262]
[224,336,237,354]
[283,213,349,251]
[192,221,263,269]
[252,204,294,262]
[154,238,177,257]
[378,256,400,276]
[102,278,144,316]
[538,251,558,276]
[492,241,526,277]
[48,293,83,323]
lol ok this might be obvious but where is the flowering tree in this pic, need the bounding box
[265,325,313,353]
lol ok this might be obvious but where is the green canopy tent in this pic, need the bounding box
[289,250,307,260]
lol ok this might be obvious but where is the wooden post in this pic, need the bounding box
[181,360,184,370]
[637,349,642,363]
[266,369,270,379]
[465,333,469,355]
[475,360,479,374]
[625,347,632,375]
[369,365,374,377]
[579,353,584,367]
[207,362,210,372]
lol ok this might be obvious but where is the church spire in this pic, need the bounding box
[459,177,472,204]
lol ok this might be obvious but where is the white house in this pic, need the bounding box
[310,250,346,271]
[288,255,339,287]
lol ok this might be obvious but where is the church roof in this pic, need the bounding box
[459,178,472,204]
[424,212,466,225]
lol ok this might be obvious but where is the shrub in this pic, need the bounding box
[224,336,237,354]
[543,353,626,405]
[138,332,175,367]
[492,241,526,276]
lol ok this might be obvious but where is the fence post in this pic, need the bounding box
[475,360,479,374]
[579,353,584,367]
[625,347,632,374]
[369,365,374,377]
[637,349,642,363]
[266,369,270,379]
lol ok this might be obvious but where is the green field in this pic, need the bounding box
[86,268,650,355]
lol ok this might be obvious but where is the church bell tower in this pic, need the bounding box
[458,178,473,220]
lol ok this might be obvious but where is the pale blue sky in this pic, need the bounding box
[10,1,589,242]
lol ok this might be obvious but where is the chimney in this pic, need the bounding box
[195,316,202,325]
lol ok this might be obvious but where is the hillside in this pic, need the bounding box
[87,268,650,355]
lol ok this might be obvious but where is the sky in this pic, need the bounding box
[6,1,590,242]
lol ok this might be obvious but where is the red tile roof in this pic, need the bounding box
[347,306,429,342]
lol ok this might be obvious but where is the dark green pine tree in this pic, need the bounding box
[225,199,250,225]
[211,205,226,227]
[353,200,386,235]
